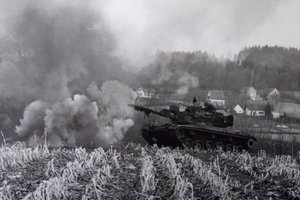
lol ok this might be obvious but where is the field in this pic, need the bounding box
[0,143,300,199]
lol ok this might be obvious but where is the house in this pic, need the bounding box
[136,88,159,99]
[136,88,148,98]
[245,100,267,116]
[272,111,280,119]
[272,102,300,119]
[240,86,257,100]
[233,104,244,114]
[206,90,225,108]
[257,88,280,101]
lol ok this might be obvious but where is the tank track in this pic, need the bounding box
[175,125,256,151]
[141,124,256,151]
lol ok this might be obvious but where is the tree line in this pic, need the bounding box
[137,46,300,98]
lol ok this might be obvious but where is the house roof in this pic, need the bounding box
[245,100,267,111]
[257,88,279,97]
[207,90,225,100]
[234,104,244,112]
[137,88,157,94]
[234,104,243,109]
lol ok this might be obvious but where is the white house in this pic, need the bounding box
[245,100,267,116]
[206,90,225,108]
[136,88,147,98]
[234,104,244,114]
[258,88,280,101]
[272,111,280,119]
[136,88,159,99]
[268,88,280,97]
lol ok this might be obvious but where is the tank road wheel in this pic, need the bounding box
[216,142,224,151]
[183,138,193,149]
[226,144,233,152]
[176,130,185,140]
[247,139,255,149]
[235,146,243,152]
[151,137,158,144]
[194,140,204,150]
[205,140,214,150]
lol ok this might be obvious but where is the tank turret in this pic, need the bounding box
[130,103,233,128]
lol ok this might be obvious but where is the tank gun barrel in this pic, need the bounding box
[178,102,189,107]
[129,104,173,119]
[129,104,195,124]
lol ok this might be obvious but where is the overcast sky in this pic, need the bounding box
[0,0,299,67]
[96,0,300,65]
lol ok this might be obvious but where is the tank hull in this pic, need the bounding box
[141,124,182,148]
[141,123,256,151]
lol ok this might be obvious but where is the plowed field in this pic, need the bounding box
[0,143,300,199]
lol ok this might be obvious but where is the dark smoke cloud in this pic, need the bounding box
[0,0,136,146]
[0,0,122,103]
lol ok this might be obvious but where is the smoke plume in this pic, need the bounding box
[176,73,199,95]
[15,100,48,138]
[0,1,138,146]
[16,81,136,147]
[100,0,286,66]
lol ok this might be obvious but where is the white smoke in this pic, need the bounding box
[87,80,137,146]
[44,94,99,147]
[15,100,48,138]
[102,118,134,145]
[176,73,199,95]
[87,80,137,121]
[16,81,137,147]
[0,0,138,143]
[150,55,173,85]
[99,0,284,66]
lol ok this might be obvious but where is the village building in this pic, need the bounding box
[240,86,257,100]
[136,88,159,99]
[206,90,225,108]
[257,88,280,101]
[272,111,280,119]
[245,100,267,116]
[233,104,244,114]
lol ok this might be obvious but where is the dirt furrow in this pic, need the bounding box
[217,152,299,199]
[0,150,75,199]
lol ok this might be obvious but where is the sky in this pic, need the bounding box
[0,0,299,67]
[96,0,300,66]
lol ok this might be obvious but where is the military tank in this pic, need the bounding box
[130,102,257,151]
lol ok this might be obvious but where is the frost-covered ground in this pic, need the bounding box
[0,142,299,199]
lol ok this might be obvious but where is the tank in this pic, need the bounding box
[130,103,257,151]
